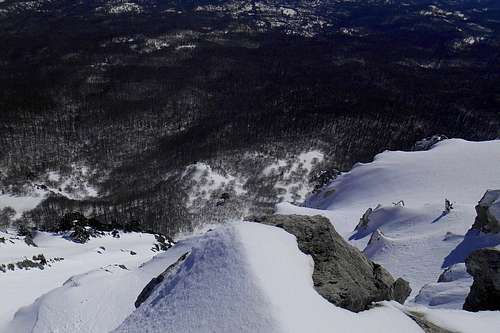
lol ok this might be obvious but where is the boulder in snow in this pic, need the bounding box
[256,214,411,312]
[463,248,500,311]
[412,134,447,151]
[472,190,500,233]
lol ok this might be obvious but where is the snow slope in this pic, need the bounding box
[0,230,161,331]
[6,235,193,333]
[280,139,500,307]
[115,222,424,333]
[2,139,499,333]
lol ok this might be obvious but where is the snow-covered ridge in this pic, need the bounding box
[1,139,499,332]
[284,138,500,308]
[114,222,424,333]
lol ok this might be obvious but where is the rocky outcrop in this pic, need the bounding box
[135,252,190,308]
[472,190,500,233]
[355,207,373,231]
[463,248,500,311]
[255,214,411,312]
[412,135,448,151]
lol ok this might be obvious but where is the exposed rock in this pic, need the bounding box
[355,207,373,231]
[392,278,412,304]
[472,190,500,233]
[412,134,448,151]
[256,214,411,312]
[154,234,174,250]
[135,252,190,308]
[405,311,456,333]
[463,248,500,311]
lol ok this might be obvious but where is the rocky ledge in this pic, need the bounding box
[472,190,500,234]
[463,248,500,311]
[253,214,411,312]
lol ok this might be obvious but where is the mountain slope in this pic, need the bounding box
[114,222,424,333]
[0,230,162,331]
[280,138,500,306]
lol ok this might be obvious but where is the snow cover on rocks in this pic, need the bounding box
[414,263,473,309]
[2,139,500,332]
[286,139,500,307]
[115,222,423,333]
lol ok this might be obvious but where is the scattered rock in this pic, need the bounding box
[471,190,500,233]
[16,258,44,270]
[151,234,174,252]
[355,207,373,231]
[391,278,412,304]
[255,214,411,312]
[463,248,500,311]
[32,254,47,265]
[412,134,448,151]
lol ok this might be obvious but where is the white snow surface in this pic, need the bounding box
[0,230,161,332]
[0,192,45,219]
[115,222,423,333]
[285,139,500,305]
[414,263,473,309]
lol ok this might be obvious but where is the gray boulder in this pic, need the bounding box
[472,190,500,233]
[412,134,447,151]
[463,248,500,311]
[255,214,411,312]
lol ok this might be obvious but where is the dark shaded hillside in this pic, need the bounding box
[0,0,499,235]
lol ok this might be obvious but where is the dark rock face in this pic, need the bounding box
[135,252,190,308]
[463,248,500,312]
[472,190,500,234]
[255,214,411,312]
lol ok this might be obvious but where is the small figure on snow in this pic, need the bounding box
[444,198,454,214]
